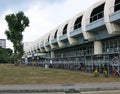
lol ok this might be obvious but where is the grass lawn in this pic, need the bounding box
[0,64,120,84]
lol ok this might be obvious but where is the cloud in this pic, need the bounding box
[43,0,101,24]
[23,5,55,42]
[23,0,101,42]
[0,9,14,49]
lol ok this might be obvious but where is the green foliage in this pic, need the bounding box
[0,48,12,63]
[5,11,29,59]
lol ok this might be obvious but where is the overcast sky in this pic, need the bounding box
[0,0,101,49]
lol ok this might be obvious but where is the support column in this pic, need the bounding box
[58,41,66,48]
[40,48,45,52]
[51,51,55,58]
[50,44,58,50]
[94,41,102,55]
[68,37,77,45]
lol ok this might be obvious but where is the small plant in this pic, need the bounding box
[94,69,99,77]
[103,70,108,77]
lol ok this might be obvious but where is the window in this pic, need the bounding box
[115,0,120,12]
[90,3,105,22]
[63,24,68,35]
[102,37,120,53]
[74,16,82,30]
[54,29,58,39]
[48,35,50,42]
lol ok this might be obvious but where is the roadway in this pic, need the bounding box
[0,82,120,93]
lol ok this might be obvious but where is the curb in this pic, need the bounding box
[0,87,120,93]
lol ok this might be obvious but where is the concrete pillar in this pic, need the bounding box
[40,48,45,52]
[44,46,50,52]
[68,37,77,45]
[51,51,55,58]
[58,41,66,48]
[94,41,102,55]
[50,44,58,50]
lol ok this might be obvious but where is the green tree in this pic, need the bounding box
[0,48,12,63]
[5,11,29,59]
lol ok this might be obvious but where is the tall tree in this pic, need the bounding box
[5,11,29,58]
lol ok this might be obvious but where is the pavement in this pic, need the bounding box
[0,82,120,93]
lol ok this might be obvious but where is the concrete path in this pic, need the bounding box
[0,82,120,93]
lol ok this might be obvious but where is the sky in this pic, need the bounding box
[0,0,101,49]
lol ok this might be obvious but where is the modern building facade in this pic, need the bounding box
[0,39,6,48]
[23,0,120,70]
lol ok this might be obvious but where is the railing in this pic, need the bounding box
[59,33,67,41]
[115,2,120,12]
[74,22,81,30]
[45,41,50,46]
[25,58,120,73]
[51,38,57,44]
[110,2,120,12]
[102,47,120,54]
[40,44,44,47]
[90,11,104,22]
[69,23,81,31]
[63,29,67,35]
[50,60,116,72]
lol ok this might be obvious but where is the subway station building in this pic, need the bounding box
[23,0,120,68]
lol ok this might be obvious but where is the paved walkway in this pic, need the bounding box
[0,82,120,93]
